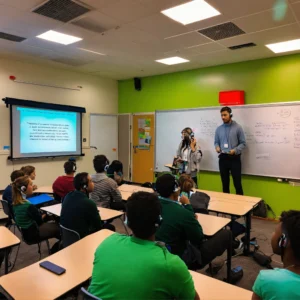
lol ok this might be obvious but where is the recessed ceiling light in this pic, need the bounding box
[266,39,300,53]
[37,30,82,45]
[156,56,189,65]
[161,0,221,25]
[78,48,105,55]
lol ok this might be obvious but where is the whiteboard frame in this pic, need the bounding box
[155,101,300,179]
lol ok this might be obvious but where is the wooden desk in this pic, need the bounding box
[0,230,114,300]
[197,214,230,237]
[190,271,252,300]
[41,204,124,221]
[33,186,53,194]
[120,190,133,201]
[0,227,20,274]
[118,184,153,193]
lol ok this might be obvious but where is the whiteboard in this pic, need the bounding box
[90,114,118,163]
[155,103,300,179]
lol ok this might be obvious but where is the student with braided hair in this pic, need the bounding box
[252,210,300,300]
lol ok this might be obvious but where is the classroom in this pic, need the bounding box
[1,0,300,299]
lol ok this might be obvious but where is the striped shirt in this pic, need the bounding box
[90,173,123,208]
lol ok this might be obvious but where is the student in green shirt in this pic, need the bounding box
[88,191,199,300]
[155,174,231,268]
[252,210,300,300]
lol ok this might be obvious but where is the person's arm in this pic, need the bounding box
[252,293,261,300]
[86,200,102,233]
[27,204,43,226]
[234,126,246,155]
[168,255,199,300]
[214,128,221,153]
[109,180,123,203]
[180,196,204,245]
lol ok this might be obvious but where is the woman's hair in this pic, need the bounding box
[12,175,30,205]
[21,165,35,176]
[178,174,194,193]
[181,127,192,151]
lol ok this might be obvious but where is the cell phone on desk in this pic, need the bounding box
[40,261,66,275]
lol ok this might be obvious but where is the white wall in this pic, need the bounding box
[0,58,118,189]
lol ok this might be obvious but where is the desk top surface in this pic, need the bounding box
[0,227,20,250]
[197,214,231,236]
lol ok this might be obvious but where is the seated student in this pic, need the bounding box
[21,165,38,190]
[252,210,300,300]
[12,175,60,243]
[52,160,76,200]
[88,191,200,300]
[155,174,231,268]
[60,172,103,239]
[106,160,125,186]
[3,170,24,206]
[90,155,125,211]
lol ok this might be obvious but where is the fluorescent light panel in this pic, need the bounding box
[161,0,221,25]
[79,48,105,55]
[156,56,189,65]
[266,39,300,53]
[37,30,82,45]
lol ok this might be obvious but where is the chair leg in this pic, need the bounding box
[45,240,51,255]
[37,243,42,261]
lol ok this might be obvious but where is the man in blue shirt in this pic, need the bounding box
[214,107,246,195]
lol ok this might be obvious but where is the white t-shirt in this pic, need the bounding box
[181,148,189,161]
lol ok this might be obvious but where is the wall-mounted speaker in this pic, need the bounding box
[134,77,141,91]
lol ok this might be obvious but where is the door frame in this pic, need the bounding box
[130,112,155,183]
[118,113,132,181]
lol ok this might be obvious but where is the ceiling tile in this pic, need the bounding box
[78,0,119,10]
[139,0,191,12]
[129,13,189,39]
[1,0,44,11]
[207,0,277,19]
[218,23,300,47]
[291,2,300,21]
[188,42,226,53]
[164,32,212,49]
[234,7,296,33]
[99,0,157,23]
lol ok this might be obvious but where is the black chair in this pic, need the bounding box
[18,224,51,260]
[0,200,17,233]
[59,225,80,248]
[80,287,101,300]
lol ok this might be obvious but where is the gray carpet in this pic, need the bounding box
[0,216,282,299]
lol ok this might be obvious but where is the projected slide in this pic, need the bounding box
[11,105,82,158]
[19,107,77,153]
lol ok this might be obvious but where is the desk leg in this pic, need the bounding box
[226,230,232,283]
[244,212,251,256]
[4,248,9,274]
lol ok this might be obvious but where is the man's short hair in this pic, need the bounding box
[127,192,161,239]
[10,170,25,182]
[64,161,76,174]
[155,174,177,198]
[280,210,300,261]
[220,106,232,114]
[93,155,109,173]
[73,172,89,191]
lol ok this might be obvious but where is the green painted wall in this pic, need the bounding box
[119,54,300,218]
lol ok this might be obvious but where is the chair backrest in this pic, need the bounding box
[19,223,40,245]
[60,224,80,248]
[1,200,11,218]
[80,287,101,300]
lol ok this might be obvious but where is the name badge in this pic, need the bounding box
[224,143,229,149]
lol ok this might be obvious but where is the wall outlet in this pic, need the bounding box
[83,138,87,142]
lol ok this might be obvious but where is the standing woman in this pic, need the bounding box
[174,127,202,187]
[12,176,60,246]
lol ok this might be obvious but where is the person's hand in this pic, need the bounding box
[42,214,47,219]
[114,172,123,185]
[194,214,198,220]
[216,146,221,153]
[179,195,190,205]
[33,184,38,191]
[229,149,236,155]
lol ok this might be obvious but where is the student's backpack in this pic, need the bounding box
[189,191,210,214]
[253,200,276,219]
